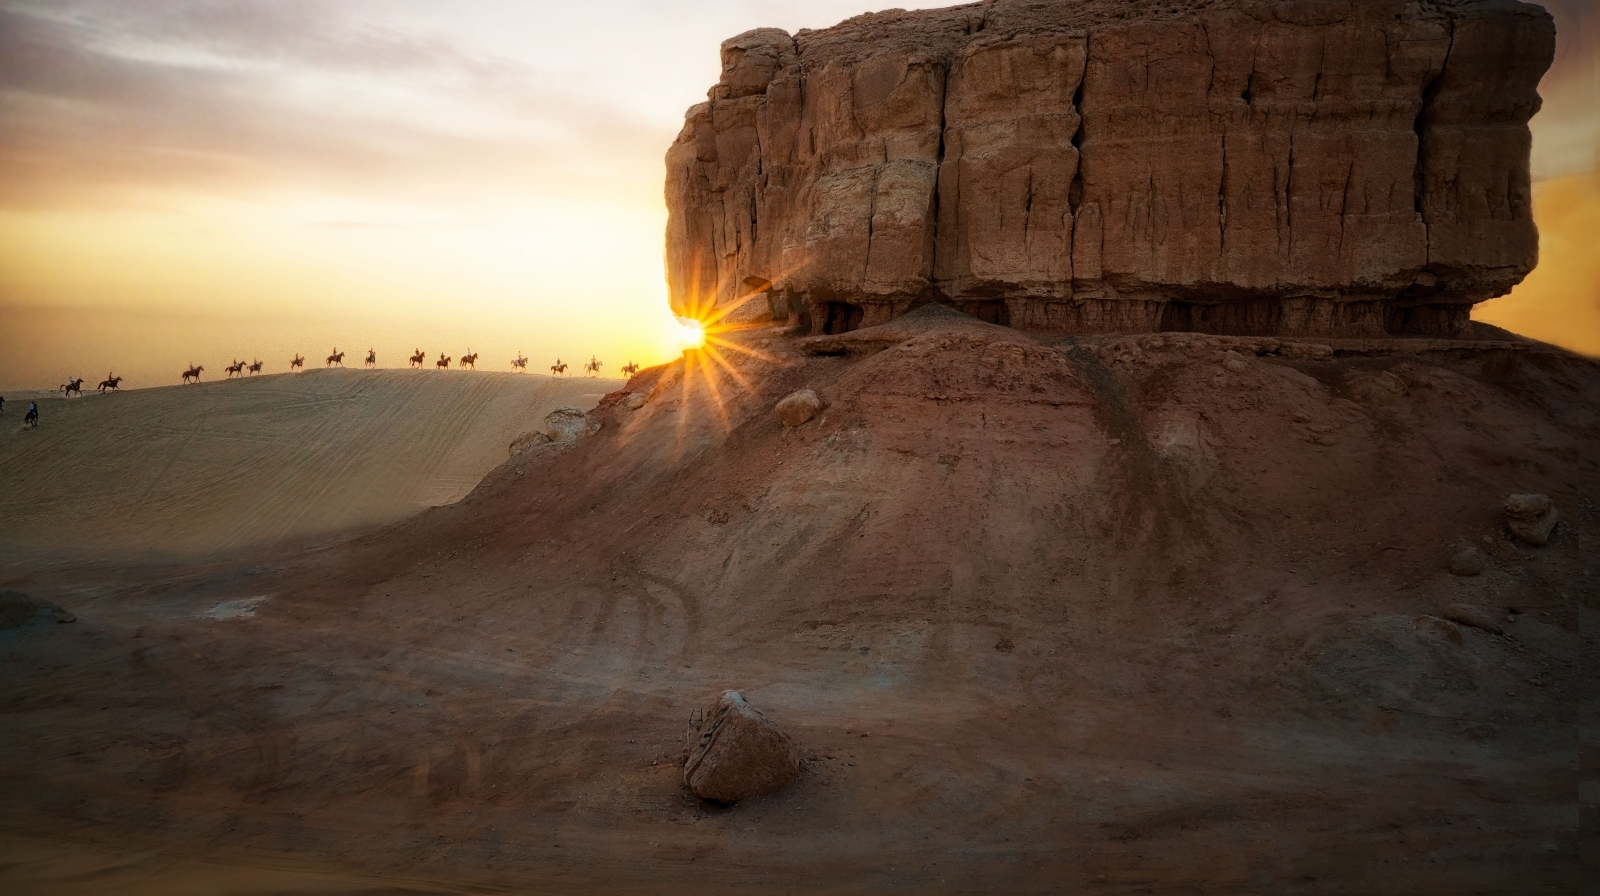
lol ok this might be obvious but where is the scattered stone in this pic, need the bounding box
[1221,351,1248,373]
[1414,615,1463,645]
[775,389,822,427]
[1503,494,1558,545]
[1447,547,1485,577]
[0,590,75,630]
[621,391,648,411]
[1442,604,1505,636]
[683,691,800,803]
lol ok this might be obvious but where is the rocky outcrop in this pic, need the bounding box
[665,0,1555,338]
[683,691,801,802]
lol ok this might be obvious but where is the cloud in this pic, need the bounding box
[0,0,673,209]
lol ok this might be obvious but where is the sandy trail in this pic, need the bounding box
[0,370,620,561]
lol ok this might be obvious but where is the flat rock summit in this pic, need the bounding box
[666,0,1555,337]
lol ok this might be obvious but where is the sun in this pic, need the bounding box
[678,317,706,351]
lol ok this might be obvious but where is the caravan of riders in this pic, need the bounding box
[30,348,633,429]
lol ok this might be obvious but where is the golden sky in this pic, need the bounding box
[0,0,1594,390]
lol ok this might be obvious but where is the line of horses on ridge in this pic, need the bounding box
[56,351,641,396]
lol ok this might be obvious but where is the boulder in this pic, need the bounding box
[0,590,75,630]
[621,391,648,411]
[775,389,822,427]
[1504,494,1558,545]
[1447,547,1485,577]
[683,691,800,803]
[1221,351,1249,373]
[1443,603,1504,636]
[665,1,1553,338]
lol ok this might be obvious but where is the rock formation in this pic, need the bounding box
[665,0,1555,337]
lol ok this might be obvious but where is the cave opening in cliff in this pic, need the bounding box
[821,302,865,335]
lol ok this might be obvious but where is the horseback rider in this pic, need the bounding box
[24,402,39,428]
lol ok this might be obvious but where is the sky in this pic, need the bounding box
[0,0,1594,390]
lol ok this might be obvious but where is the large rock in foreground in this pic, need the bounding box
[665,0,1554,337]
[683,691,801,802]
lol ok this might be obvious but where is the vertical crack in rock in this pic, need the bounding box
[1414,19,1454,268]
[1068,76,1085,217]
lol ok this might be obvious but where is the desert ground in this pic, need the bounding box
[0,310,1592,894]
[0,370,619,564]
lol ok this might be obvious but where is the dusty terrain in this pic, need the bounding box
[0,309,1591,893]
[0,370,619,564]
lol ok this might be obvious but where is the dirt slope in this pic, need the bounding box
[0,370,620,560]
[0,310,1592,893]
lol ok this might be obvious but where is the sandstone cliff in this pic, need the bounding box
[665,0,1555,337]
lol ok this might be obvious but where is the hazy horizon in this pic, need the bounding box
[0,0,1595,391]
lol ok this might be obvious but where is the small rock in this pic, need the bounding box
[1374,371,1407,394]
[1442,603,1504,635]
[1414,615,1463,645]
[1221,351,1248,373]
[1447,547,1485,577]
[775,389,822,427]
[1503,494,1558,545]
[683,691,800,803]
[621,391,648,411]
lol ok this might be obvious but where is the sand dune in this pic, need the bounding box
[0,369,620,559]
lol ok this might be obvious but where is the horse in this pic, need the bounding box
[290,354,305,370]
[365,349,377,368]
[61,377,85,397]
[436,353,451,369]
[247,359,264,376]
[460,351,478,370]
[550,359,568,376]
[97,374,122,393]
[511,353,528,372]
[182,365,204,384]
[24,402,38,429]
[621,360,640,376]
[326,349,345,368]
[225,359,246,378]
[583,356,603,377]
[409,349,426,369]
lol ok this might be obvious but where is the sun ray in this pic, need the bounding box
[703,334,781,365]
[701,343,755,392]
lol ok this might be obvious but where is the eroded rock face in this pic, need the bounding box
[665,0,1554,338]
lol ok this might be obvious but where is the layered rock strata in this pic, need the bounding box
[664,0,1555,337]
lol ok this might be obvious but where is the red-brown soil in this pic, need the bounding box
[1,309,1593,893]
